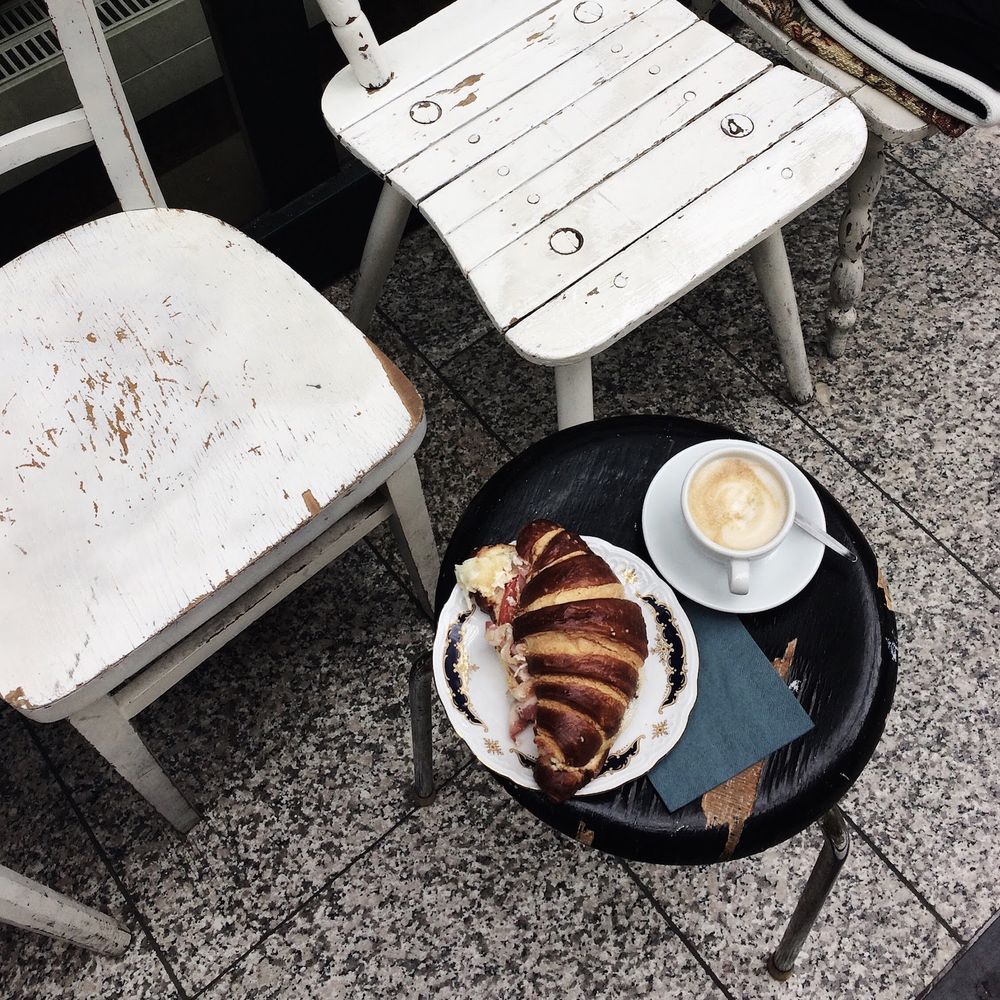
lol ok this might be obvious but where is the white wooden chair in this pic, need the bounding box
[0,863,130,956]
[0,0,439,836]
[318,0,868,427]
[693,0,933,357]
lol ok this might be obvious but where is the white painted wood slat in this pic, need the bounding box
[390,1,700,203]
[46,0,163,210]
[322,0,560,134]
[506,98,866,364]
[469,66,836,329]
[0,864,130,956]
[317,0,391,92]
[419,18,744,233]
[340,0,669,176]
[114,493,393,720]
[444,41,769,270]
[0,209,419,716]
[0,110,93,177]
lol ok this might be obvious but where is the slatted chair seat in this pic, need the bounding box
[0,208,424,721]
[321,0,866,389]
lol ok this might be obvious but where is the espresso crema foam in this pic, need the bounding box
[688,456,788,551]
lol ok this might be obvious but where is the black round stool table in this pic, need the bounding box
[408,415,897,980]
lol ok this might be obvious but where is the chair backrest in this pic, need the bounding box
[317,0,391,91]
[0,0,163,211]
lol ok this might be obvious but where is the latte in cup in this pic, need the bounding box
[687,455,789,551]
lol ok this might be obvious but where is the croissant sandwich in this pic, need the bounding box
[455,520,648,801]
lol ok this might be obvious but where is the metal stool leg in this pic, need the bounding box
[768,806,851,981]
[409,652,435,806]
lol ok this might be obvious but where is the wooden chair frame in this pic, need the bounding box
[1,0,438,848]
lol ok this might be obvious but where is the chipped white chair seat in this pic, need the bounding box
[0,0,440,849]
[320,0,868,426]
[0,208,424,725]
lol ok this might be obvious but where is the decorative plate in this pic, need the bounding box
[432,537,699,796]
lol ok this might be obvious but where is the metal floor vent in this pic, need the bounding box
[0,0,167,85]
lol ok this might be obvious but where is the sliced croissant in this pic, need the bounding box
[457,519,648,801]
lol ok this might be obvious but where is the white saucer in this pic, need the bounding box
[641,440,826,614]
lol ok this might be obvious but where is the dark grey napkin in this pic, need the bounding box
[647,599,813,811]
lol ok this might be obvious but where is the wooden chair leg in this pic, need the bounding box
[553,358,595,429]
[749,229,814,403]
[826,131,885,359]
[349,181,412,333]
[0,863,131,956]
[70,696,200,834]
[768,806,851,980]
[386,457,439,617]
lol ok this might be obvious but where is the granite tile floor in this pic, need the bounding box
[2,111,998,1000]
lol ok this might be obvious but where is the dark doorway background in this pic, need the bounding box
[0,0,447,286]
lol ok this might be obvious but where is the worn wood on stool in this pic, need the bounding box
[437,415,897,864]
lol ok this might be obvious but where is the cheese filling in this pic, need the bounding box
[455,545,533,736]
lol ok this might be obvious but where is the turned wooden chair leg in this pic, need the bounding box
[70,696,200,833]
[749,229,814,403]
[386,457,439,617]
[768,806,851,980]
[553,358,595,429]
[826,131,885,359]
[0,864,131,956]
[349,181,412,333]
[408,652,435,805]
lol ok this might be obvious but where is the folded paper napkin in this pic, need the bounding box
[647,599,814,812]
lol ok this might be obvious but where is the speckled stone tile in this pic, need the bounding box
[631,817,958,1000]
[441,304,788,455]
[34,545,468,994]
[200,769,726,1000]
[0,709,176,998]
[376,225,493,366]
[892,126,1000,238]
[678,159,1000,588]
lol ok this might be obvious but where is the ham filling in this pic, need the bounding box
[457,550,534,738]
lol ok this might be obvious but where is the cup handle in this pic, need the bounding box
[729,559,750,596]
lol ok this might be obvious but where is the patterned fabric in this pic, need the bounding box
[736,0,968,137]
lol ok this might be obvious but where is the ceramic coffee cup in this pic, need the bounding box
[680,444,796,596]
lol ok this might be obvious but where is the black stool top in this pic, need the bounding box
[437,416,897,865]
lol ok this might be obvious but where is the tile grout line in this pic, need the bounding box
[678,305,1000,606]
[887,153,1000,244]
[190,759,475,997]
[375,304,517,461]
[841,809,965,946]
[619,860,737,1000]
[21,717,191,1000]
[364,536,434,624]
